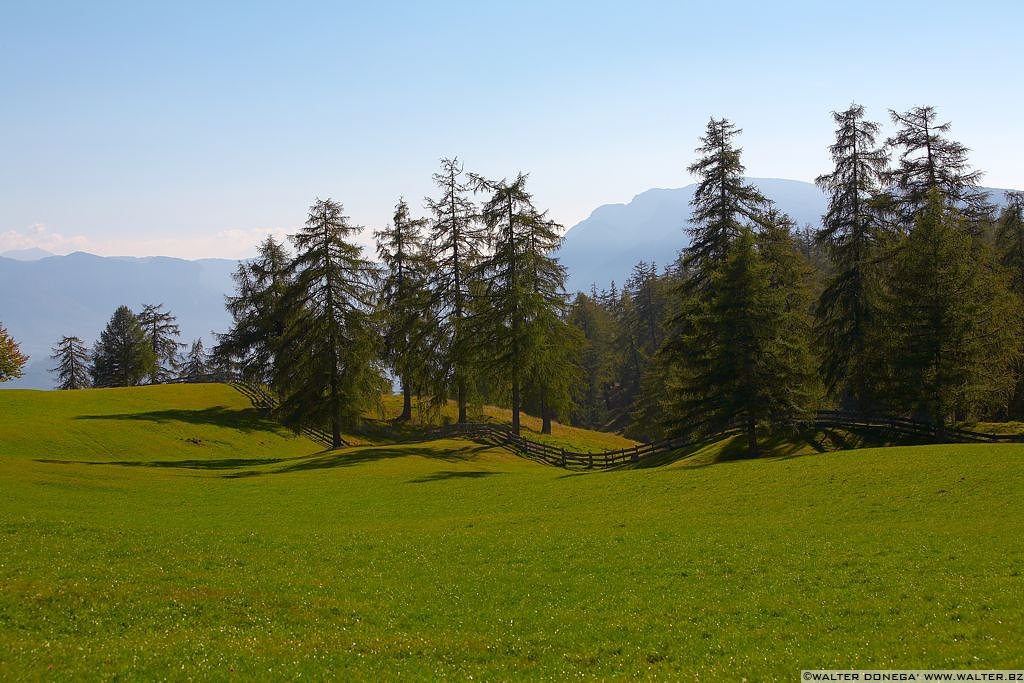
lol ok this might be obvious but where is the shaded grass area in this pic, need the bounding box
[1,385,1023,678]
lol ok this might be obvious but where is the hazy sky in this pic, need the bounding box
[2,0,1021,259]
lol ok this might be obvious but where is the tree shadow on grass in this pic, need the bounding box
[75,406,293,436]
[406,470,502,484]
[36,455,307,470]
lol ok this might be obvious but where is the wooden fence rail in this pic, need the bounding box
[168,375,1024,469]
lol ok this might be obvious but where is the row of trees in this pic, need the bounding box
[567,105,1024,451]
[213,163,580,447]
[27,103,1024,457]
[49,304,210,389]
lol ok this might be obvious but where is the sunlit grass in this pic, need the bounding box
[1,385,1021,679]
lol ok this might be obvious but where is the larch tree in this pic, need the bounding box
[814,103,891,410]
[181,338,208,380]
[375,198,433,421]
[888,105,992,229]
[49,335,92,389]
[0,322,29,382]
[214,236,292,385]
[138,303,183,382]
[887,189,1019,431]
[91,305,157,387]
[682,117,768,288]
[473,174,577,436]
[425,157,486,423]
[996,192,1024,294]
[274,198,385,448]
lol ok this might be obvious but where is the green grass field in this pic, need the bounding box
[1,384,1022,679]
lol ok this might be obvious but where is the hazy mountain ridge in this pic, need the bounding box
[0,252,237,389]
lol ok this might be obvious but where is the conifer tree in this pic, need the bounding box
[215,236,292,385]
[996,192,1024,294]
[425,157,486,423]
[471,172,573,434]
[49,335,91,389]
[683,117,768,288]
[668,227,811,455]
[0,322,29,383]
[181,338,208,380]
[375,198,432,421]
[887,189,1019,430]
[274,198,384,448]
[814,104,891,409]
[91,305,157,387]
[138,303,183,382]
[888,106,992,228]
[567,292,616,427]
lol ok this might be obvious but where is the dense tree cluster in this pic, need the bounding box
[567,104,1023,448]
[40,104,1024,456]
[48,304,202,390]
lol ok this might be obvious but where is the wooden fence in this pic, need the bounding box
[168,375,1023,469]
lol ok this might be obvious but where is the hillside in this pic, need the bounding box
[1,384,1022,678]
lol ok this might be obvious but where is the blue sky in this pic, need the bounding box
[2,0,1021,258]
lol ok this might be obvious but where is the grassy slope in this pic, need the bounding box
[1,385,1022,679]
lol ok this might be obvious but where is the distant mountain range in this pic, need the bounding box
[2,178,1019,389]
[0,252,237,389]
[555,178,1018,294]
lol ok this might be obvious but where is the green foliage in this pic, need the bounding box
[180,338,208,380]
[0,322,28,382]
[814,103,892,410]
[996,192,1024,294]
[214,236,292,385]
[275,198,386,447]
[90,305,157,387]
[470,172,578,434]
[2,385,1023,678]
[888,105,992,228]
[374,198,433,421]
[566,293,616,427]
[886,189,1021,427]
[49,335,92,389]
[425,157,486,422]
[683,117,768,286]
[137,303,184,382]
[664,227,815,454]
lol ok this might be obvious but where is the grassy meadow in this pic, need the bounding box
[1,384,1022,679]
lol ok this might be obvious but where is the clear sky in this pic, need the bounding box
[2,0,1021,259]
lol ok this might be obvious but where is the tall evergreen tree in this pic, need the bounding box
[49,335,92,389]
[471,172,573,434]
[375,198,433,421]
[274,198,384,448]
[425,157,486,423]
[214,236,292,385]
[91,305,157,387]
[567,292,616,427]
[668,227,812,455]
[683,117,768,288]
[888,105,992,228]
[181,338,208,380]
[0,322,29,383]
[996,192,1024,294]
[814,104,891,409]
[138,303,183,382]
[887,189,1019,430]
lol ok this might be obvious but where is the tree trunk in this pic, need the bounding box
[541,390,552,435]
[400,379,412,422]
[332,418,343,450]
[746,416,759,458]
[511,379,521,436]
[457,378,468,424]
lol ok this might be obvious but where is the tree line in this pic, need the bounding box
[570,105,1024,453]
[26,103,1024,456]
